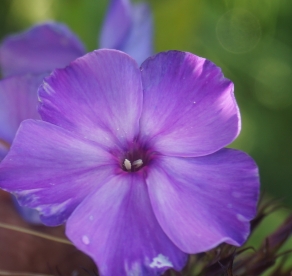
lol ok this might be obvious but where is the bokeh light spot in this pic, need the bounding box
[216,9,261,54]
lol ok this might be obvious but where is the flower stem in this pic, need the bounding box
[0,222,72,245]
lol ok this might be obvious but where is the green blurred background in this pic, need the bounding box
[0,0,291,205]
[0,0,291,271]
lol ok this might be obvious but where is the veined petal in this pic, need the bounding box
[100,0,153,64]
[140,51,240,157]
[0,74,44,145]
[146,149,259,253]
[39,49,143,149]
[0,120,116,226]
[67,172,187,276]
[0,22,85,77]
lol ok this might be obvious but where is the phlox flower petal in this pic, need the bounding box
[38,50,143,149]
[100,0,132,51]
[0,22,85,77]
[146,149,259,253]
[0,120,116,225]
[100,0,153,64]
[0,74,44,146]
[139,51,240,157]
[67,173,187,276]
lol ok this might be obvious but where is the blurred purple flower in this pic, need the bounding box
[100,0,153,65]
[0,1,152,77]
[0,49,259,275]
[0,74,46,224]
[0,23,85,78]
[0,0,153,224]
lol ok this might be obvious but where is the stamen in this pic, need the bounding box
[132,159,143,168]
[124,159,132,171]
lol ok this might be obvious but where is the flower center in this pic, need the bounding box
[0,139,10,150]
[123,158,143,172]
[121,144,151,172]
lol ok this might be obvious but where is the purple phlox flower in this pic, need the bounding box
[0,0,153,224]
[0,49,260,275]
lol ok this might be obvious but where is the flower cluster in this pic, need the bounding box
[0,1,260,276]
